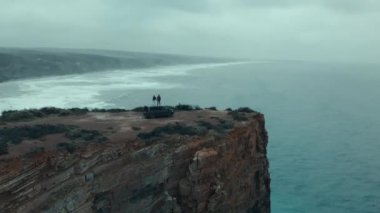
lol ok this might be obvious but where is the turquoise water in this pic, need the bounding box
[116,61,380,213]
[1,61,380,212]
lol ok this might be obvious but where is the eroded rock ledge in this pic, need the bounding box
[0,109,270,212]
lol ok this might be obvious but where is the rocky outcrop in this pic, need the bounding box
[0,110,270,212]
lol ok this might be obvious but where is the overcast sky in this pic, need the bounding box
[1,0,379,63]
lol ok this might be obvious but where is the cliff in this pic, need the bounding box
[0,109,270,212]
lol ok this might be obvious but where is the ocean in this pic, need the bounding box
[0,61,379,212]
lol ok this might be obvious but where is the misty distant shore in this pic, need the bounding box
[0,48,229,82]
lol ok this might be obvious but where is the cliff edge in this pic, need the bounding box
[0,108,270,212]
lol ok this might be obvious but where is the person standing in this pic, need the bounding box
[152,95,156,106]
[157,94,161,106]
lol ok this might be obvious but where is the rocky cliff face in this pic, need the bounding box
[0,109,270,212]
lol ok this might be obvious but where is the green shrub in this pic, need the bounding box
[0,142,8,155]
[1,110,37,121]
[131,106,146,112]
[175,104,202,111]
[206,106,217,111]
[228,111,248,121]
[217,119,234,130]
[40,107,66,115]
[132,126,141,131]
[0,124,68,145]
[174,104,195,111]
[91,108,127,113]
[65,128,107,143]
[227,107,257,121]
[196,121,214,130]
[67,108,89,115]
[0,107,89,122]
[194,105,202,110]
[132,105,203,112]
[197,119,234,133]
[138,123,206,139]
[57,142,76,154]
[236,107,256,113]
[0,123,107,155]
[25,146,45,157]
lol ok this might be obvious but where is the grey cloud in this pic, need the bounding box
[110,0,380,13]
[0,0,379,63]
[239,0,380,12]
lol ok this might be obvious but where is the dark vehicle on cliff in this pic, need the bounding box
[143,106,174,119]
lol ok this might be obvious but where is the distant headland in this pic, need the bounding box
[0,48,230,82]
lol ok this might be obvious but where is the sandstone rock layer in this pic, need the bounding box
[0,110,270,213]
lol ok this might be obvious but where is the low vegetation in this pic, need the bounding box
[0,107,131,122]
[228,111,248,121]
[228,107,257,121]
[0,124,68,145]
[65,128,107,143]
[197,119,234,133]
[0,107,89,122]
[0,124,68,155]
[235,107,256,113]
[1,104,239,122]
[91,108,128,113]
[132,126,141,131]
[25,146,45,157]
[137,122,206,139]
[57,142,76,154]
[1,106,258,123]
[0,142,9,155]
[132,104,202,112]
[131,106,148,112]
[137,118,234,141]
[174,104,202,111]
[0,124,107,155]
